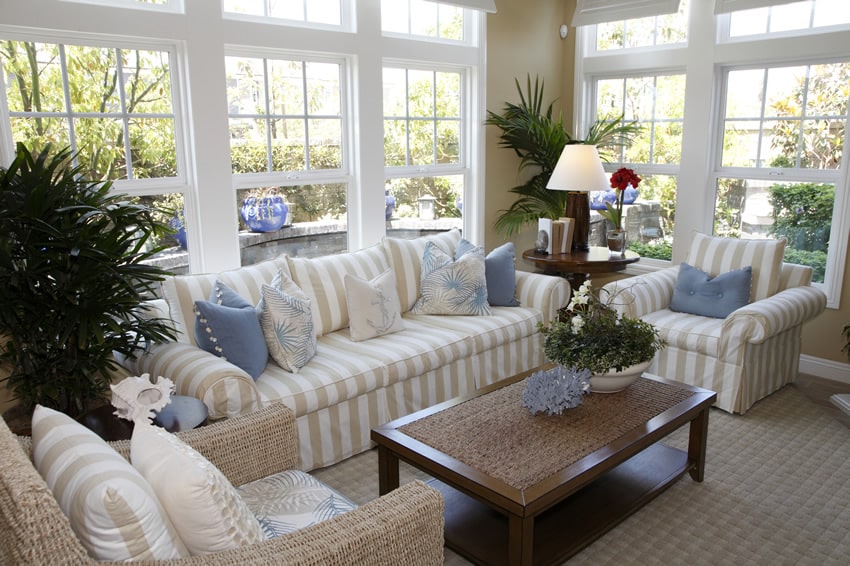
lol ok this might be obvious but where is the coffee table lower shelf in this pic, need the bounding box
[431,442,689,566]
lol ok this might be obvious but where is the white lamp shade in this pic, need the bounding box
[546,144,609,192]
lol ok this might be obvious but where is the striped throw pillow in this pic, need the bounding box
[685,232,787,302]
[31,405,188,561]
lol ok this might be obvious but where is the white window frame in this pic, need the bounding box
[574,0,850,308]
[221,0,352,33]
[58,0,184,14]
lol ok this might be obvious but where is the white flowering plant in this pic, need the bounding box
[539,280,664,374]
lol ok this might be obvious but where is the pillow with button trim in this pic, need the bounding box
[670,262,752,319]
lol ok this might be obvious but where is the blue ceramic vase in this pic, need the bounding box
[241,196,288,233]
[384,190,396,221]
[169,210,187,249]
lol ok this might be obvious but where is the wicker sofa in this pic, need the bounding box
[122,230,571,471]
[0,403,445,565]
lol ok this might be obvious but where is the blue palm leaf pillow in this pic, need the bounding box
[411,241,491,316]
[258,269,317,373]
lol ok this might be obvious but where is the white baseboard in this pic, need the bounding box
[799,355,850,385]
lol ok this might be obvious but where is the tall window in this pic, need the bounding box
[1,40,178,183]
[383,65,464,234]
[714,62,848,283]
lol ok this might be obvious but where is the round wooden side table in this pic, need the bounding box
[522,246,640,290]
[79,395,209,441]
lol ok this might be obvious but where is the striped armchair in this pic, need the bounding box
[602,233,827,414]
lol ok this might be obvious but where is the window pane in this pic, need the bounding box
[381,0,466,42]
[129,118,177,178]
[66,45,120,113]
[227,55,344,174]
[384,119,408,166]
[236,185,348,265]
[75,117,124,180]
[409,120,435,165]
[9,117,70,153]
[713,178,832,283]
[730,0,850,37]
[223,0,341,27]
[723,63,848,169]
[596,0,688,51]
[436,120,459,164]
[385,175,463,235]
[135,192,189,276]
[122,49,173,114]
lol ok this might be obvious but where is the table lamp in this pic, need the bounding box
[546,144,608,252]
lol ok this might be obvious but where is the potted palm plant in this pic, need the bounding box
[0,143,177,425]
[485,75,642,237]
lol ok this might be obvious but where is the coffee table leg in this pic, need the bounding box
[378,445,400,495]
[687,406,710,482]
[508,514,534,566]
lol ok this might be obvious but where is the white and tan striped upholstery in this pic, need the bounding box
[287,244,390,337]
[129,231,571,470]
[602,242,826,414]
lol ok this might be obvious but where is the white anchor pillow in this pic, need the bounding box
[344,269,405,342]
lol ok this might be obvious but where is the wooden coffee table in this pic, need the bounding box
[371,367,716,566]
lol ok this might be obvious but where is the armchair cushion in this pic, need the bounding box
[31,406,188,561]
[685,232,786,302]
[670,262,752,318]
[238,469,356,538]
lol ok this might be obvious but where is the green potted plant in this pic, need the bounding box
[843,323,850,360]
[485,75,642,236]
[0,143,177,423]
[539,279,665,392]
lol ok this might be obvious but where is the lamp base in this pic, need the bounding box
[565,191,590,252]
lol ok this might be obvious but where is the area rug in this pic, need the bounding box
[312,384,850,565]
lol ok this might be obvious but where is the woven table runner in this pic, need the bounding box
[399,378,695,491]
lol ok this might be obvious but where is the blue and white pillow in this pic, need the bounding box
[411,241,491,316]
[258,270,317,373]
[670,262,752,319]
[456,239,520,307]
[237,470,356,539]
[194,281,268,379]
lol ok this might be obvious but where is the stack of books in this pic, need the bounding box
[537,217,575,254]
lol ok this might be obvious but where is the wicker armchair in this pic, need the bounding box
[0,404,445,565]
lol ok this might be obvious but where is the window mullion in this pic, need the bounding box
[263,58,273,174]
[58,44,78,161]
[116,48,134,181]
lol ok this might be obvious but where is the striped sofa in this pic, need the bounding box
[123,230,571,470]
[601,233,826,414]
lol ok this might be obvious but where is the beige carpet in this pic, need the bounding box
[312,385,850,565]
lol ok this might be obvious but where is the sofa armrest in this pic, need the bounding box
[601,266,680,319]
[121,342,263,420]
[721,285,827,346]
[514,271,571,324]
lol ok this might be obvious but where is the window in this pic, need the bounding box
[1,39,179,183]
[381,0,465,42]
[577,0,850,305]
[726,0,850,38]
[223,0,342,28]
[595,0,689,51]
[713,62,848,283]
[383,66,464,236]
[59,0,182,12]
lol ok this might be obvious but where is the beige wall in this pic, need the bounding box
[484,0,850,369]
[484,0,572,257]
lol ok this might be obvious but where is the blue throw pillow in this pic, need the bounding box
[456,239,520,307]
[670,262,752,319]
[194,281,269,379]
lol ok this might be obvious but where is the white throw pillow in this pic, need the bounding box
[345,269,405,342]
[130,421,265,555]
[258,269,317,373]
[31,405,188,561]
[411,241,491,316]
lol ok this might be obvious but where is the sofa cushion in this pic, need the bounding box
[194,281,268,379]
[162,256,291,345]
[685,232,786,302]
[382,229,462,311]
[287,244,390,337]
[412,242,490,316]
[31,406,188,561]
[259,270,317,373]
[456,239,520,307]
[670,263,752,319]
[131,421,266,555]
[237,470,356,538]
[345,269,405,342]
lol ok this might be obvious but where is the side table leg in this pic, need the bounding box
[687,407,710,482]
[377,445,400,495]
[508,514,534,566]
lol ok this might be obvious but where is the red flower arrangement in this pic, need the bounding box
[598,167,641,231]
